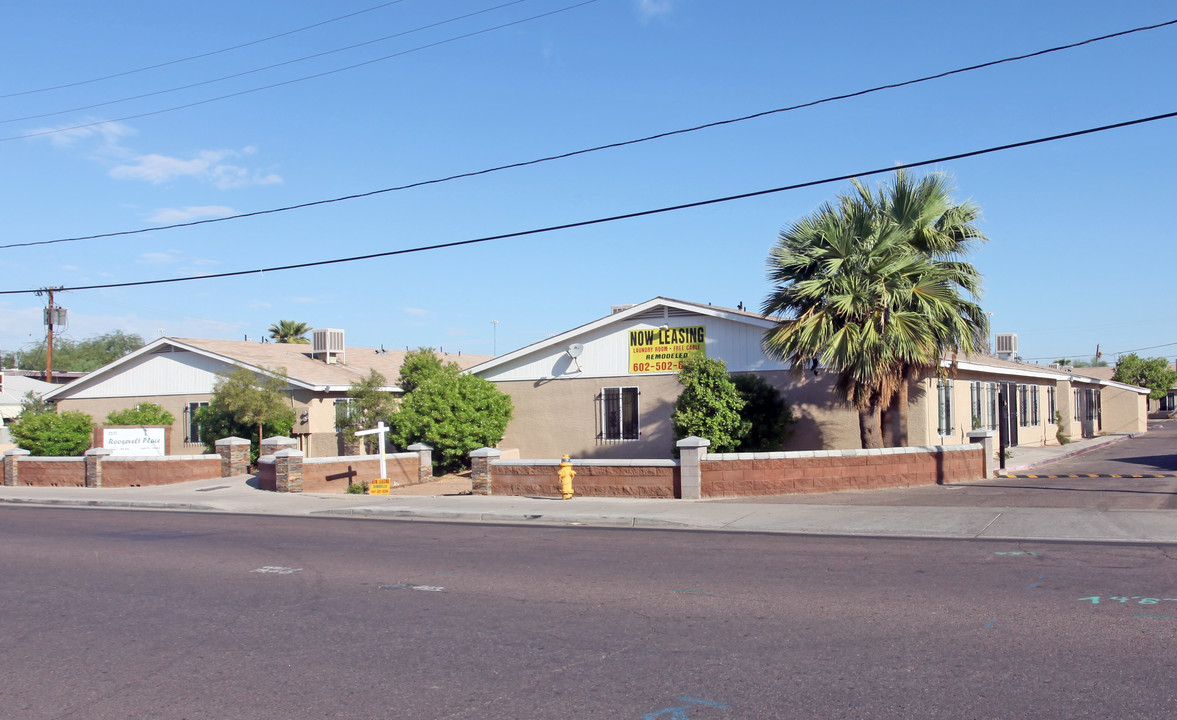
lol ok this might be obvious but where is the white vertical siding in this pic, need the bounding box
[478,313,788,382]
[63,350,232,399]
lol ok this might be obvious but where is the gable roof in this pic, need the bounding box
[465,297,774,377]
[1,372,56,418]
[43,337,492,401]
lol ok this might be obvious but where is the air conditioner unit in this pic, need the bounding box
[312,328,345,364]
[994,333,1018,356]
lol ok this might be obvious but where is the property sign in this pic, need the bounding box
[628,326,707,374]
[369,479,391,495]
[103,427,166,457]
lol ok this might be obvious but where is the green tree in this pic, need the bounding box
[10,410,94,456]
[731,374,796,451]
[194,367,295,459]
[104,402,175,426]
[397,347,447,393]
[267,320,311,344]
[389,352,512,474]
[1112,354,1177,400]
[7,330,145,372]
[17,391,54,418]
[339,369,398,452]
[762,171,988,448]
[671,357,749,453]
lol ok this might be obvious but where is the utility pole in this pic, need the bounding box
[36,287,64,382]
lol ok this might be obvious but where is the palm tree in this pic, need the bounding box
[267,320,311,344]
[851,171,988,444]
[762,173,988,448]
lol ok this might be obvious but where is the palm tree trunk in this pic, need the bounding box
[895,377,910,446]
[858,405,884,449]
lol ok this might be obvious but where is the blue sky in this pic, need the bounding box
[2,0,1175,367]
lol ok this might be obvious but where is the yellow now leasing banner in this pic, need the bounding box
[628,325,706,374]
[369,479,391,495]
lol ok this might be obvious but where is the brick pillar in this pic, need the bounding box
[85,447,114,488]
[3,448,30,486]
[967,429,995,479]
[675,436,711,500]
[273,449,304,493]
[408,443,433,483]
[215,437,251,477]
[469,447,501,495]
[261,436,298,457]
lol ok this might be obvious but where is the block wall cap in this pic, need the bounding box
[2,448,31,457]
[406,443,433,451]
[273,449,305,458]
[214,437,252,446]
[470,447,502,459]
[675,436,712,449]
[85,448,115,457]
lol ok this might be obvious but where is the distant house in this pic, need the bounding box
[42,331,490,457]
[1,371,57,449]
[466,297,1149,460]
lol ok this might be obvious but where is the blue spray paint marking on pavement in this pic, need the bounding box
[676,698,728,708]
[643,697,728,718]
[984,618,997,629]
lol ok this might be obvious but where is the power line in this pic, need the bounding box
[1024,341,1177,361]
[0,1,408,100]
[3,107,1176,296]
[3,15,1173,250]
[0,0,531,126]
[1,0,598,143]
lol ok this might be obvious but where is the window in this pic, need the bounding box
[602,387,639,440]
[1161,392,1177,413]
[1047,386,1057,423]
[986,383,998,431]
[186,401,209,443]
[970,382,983,429]
[936,379,953,436]
[1016,384,1041,427]
[334,398,354,430]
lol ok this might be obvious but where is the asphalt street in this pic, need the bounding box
[3,507,1176,719]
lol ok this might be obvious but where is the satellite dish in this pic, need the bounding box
[566,343,584,358]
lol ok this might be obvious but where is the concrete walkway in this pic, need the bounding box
[2,430,1173,544]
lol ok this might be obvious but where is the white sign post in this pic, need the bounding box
[354,421,390,479]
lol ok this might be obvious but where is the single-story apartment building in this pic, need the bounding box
[466,297,1148,460]
[42,330,489,457]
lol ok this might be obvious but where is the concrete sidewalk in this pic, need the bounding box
[0,449,1171,546]
[2,430,1172,544]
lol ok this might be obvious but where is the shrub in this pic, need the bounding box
[390,355,513,474]
[671,357,748,453]
[11,410,94,456]
[105,402,175,426]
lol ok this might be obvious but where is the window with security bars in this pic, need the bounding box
[186,401,209,443]
[936,379,953,436]
[602,387,639,441]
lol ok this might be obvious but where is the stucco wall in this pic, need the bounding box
[494,374,684,459]
[1101,387,1148,435]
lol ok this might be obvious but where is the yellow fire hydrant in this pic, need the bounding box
[558,454,576,500]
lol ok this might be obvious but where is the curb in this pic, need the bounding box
[1002,434,1132,473]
